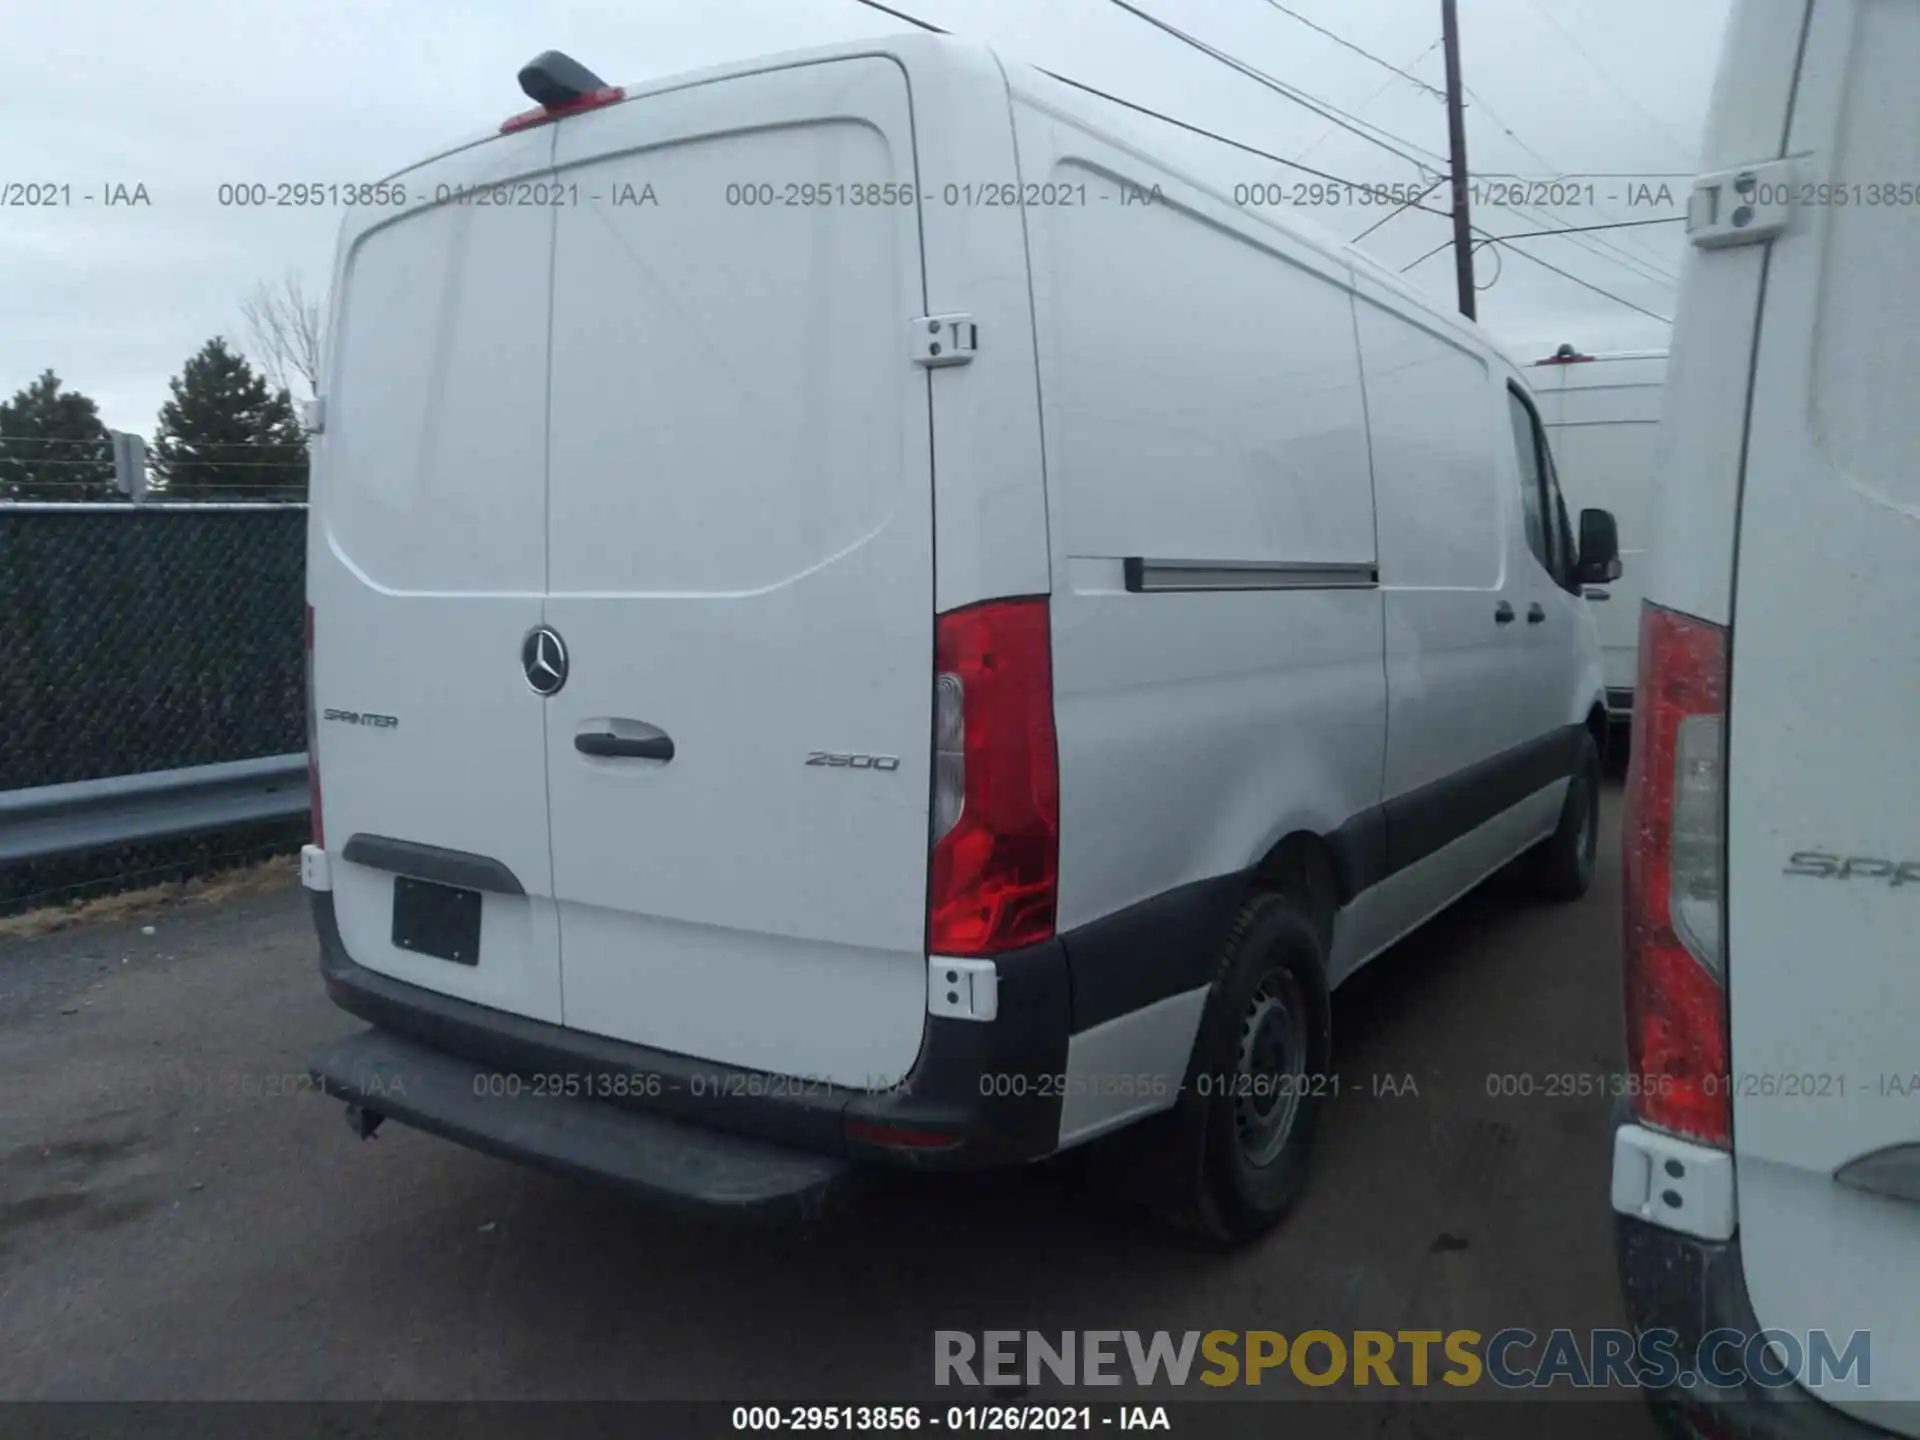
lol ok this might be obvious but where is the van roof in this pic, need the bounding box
[370,33,1520,369]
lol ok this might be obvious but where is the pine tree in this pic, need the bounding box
[0,370,117,500]
[150,337,308,500]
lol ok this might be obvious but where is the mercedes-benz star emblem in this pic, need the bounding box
[521,626,568,696]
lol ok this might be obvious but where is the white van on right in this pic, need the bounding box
[1529,346,1669,727]
[1611,0,1920,1435]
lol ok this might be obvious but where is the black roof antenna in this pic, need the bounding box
[518,51,609,109]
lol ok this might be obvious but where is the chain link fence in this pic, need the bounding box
[0,466,310,914]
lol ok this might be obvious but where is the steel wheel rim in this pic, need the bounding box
[1234,968,1310,1168]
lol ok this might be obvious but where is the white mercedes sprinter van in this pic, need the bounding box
[1610,0,1920,1429]
[302,38,1617,1241]
[1529,346,1669,726]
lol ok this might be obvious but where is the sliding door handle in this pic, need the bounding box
[1527,603,1547,624]
[1495,601,1516,625]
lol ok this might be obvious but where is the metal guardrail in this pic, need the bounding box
[0,754,310,867]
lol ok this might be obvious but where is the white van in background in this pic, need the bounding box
[299,36,1617,1242]
[1612,0,1920,1431]
[1528,346,1669,726]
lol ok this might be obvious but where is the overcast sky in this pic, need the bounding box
[0,0,1731,433]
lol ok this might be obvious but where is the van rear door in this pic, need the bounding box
[311,131,564,1023]
[539,59,936,1087]
[1726,0,1920,1423]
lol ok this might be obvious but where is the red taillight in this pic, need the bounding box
[1623,602,1730,1146]
[927,598,1059,956]
[305,603,324,847]
[499,86,625,133]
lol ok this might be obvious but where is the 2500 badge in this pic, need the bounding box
[805,751,900,771]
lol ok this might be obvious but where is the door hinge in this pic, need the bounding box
[301,396,327,434]
[912,313,977,368]
[1687,159,1794,249]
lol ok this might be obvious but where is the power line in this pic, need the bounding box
[1454,80,1680,287]
[1397,216,1679,266]
[843,0,1673,321]
[1402,230,1673,325]
[849,0,944,31]
[1255,1,1446,100]
[846,0,1439,196]
[1101,0,1449,174]
[1397,217,1678,323]
[1035,68,1448,202]
[1296,37,1440,165]
[1485,216,1682,242]
[1518,0,1692,153]
[1349,175,1447,243]
[1493,236,1672,323]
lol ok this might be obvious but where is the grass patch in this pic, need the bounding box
[0,854,299,941]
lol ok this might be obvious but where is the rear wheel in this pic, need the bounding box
[1148,892,1332,1244]
[1521,731,1602,901]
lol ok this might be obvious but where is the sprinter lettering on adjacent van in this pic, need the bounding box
[1783,852,1920,886]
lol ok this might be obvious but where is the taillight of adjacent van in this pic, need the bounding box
[305,603,324,847]
[927,598,1059,956]
[1622,602,1730,1146]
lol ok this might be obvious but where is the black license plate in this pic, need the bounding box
[391,876,482,966]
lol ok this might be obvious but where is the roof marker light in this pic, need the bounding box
[1535,342,1597,365]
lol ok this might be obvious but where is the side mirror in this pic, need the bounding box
[1575,507,1624,585]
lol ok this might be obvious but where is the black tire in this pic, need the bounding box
[1521,731,1601,902]
[1147,892,1332,1244]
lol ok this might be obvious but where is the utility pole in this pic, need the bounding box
[1441,0,1476,319]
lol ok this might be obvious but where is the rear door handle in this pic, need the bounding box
[1495,601,1515,625]
[1585,588,1611,601]
[575,718,675,761]
[1527,603,1547,624]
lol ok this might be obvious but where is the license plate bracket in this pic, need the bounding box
[391,876,482,965]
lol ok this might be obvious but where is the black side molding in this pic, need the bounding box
[340,834,524,895]
[1057,726,1588,1032]
[1383,725,1585,876]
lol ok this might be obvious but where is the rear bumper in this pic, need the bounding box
[307,892,1072,1192]
[1616,1212,1898,1439]
[310,1026,861,1221]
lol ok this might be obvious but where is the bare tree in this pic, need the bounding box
[240,272,323,399]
